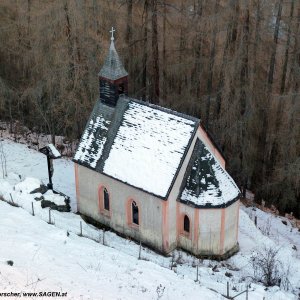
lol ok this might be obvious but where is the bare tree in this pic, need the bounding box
[0,140,7,178]
[251,245,291,288]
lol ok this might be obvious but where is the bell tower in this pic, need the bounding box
[98,27,128,106]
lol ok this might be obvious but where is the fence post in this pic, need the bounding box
[79,221,82,236]
[102,229,105,245]
[246,285,248,300]
[48,208,51,224]
[31,202,35,216]
[227,281,229,298]
[254,216,257,227]
[138,240,142,260]
[196,264,199,282]
[9,193,14,205]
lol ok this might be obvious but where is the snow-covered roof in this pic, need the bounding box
[98,40,128,81]
[39,144,61,159]
[103,102,197,197]
[74,96,199,198]
[48,144,61,158]
[180,139,240,208]
[74,115,111,168]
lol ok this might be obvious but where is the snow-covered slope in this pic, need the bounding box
[0,138,299,299]
[0,139,76,210]
[0,201,219,300]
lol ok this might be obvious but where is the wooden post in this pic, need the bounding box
[227,281,229,298]
[138,240,142,260]
[48,208,51,224]
[47,156,53,190]
[79,221,82,236]
[246,285,248,300]
[31,202,35,216]
[170,252,174,270]
[102,229,105,245]
[254,216,257,227]
[196,264,199,282]
[9,193,14,204]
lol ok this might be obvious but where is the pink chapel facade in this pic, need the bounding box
[73,32,240,258]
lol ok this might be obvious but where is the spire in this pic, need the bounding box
[98,27,128,81]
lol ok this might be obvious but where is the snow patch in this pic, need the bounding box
[14,177,41,194]
[43,190,66,206]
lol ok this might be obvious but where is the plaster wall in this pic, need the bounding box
[177,202,222,255]
[176,201,239,256]
[223,200,240,253]
[197,126,226,168]
[76,164,165,253]
[167,131,198,251]
[198,208,222,255]
[177,202,195,252]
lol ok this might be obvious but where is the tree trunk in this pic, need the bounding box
[125,0,133,75]
[150,0,160,104]
[267,0,283,93]
[205,0,220,127]
[280,0,294,94]
[142,0,148,100]
[162,1,167,101]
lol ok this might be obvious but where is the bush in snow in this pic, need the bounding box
[6,260,13,266]
[251,245,291,289]
[156,284,165,299]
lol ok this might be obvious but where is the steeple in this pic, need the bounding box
[98,27,128,106]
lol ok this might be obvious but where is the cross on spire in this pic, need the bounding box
[110,27,116,41]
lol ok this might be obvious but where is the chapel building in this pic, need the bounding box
[73,30,241,258]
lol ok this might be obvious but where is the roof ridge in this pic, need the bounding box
[120,95,200,123]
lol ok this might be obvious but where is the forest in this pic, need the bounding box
[0,0,299,216]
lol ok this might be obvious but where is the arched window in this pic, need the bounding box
[184,215,190,233]
[103,188,110,211]
[132,201,139,225]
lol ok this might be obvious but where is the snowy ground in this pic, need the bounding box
[0,138,300,299]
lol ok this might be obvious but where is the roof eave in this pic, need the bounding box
[178,194,241,209]
[165,119,201,199]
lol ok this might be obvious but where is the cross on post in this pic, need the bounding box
[110,26,115,41]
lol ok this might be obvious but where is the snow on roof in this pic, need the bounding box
[103,101,197,197]
[180,139,240,207]
[48,144,61,158]
[74,115,110,168]
[98,40,128,80]
[74,98,198,198]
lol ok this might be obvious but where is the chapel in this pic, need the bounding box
[73,29,241,258]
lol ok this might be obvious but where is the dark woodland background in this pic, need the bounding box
[0,0,299,216]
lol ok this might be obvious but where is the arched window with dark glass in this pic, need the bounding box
[132,201,139,225]
[184,215,190,233]
[103,188,110,211]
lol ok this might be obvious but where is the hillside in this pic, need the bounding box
[0,138,299,299]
